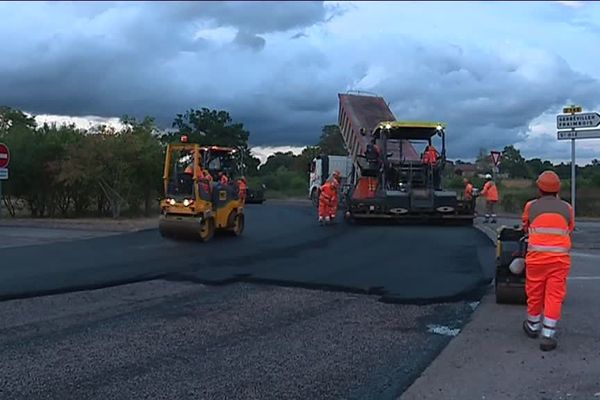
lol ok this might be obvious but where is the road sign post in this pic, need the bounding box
[0,143,10,219]
[490,151,501,180]
[556,106,600,218]
[0,143,9,169]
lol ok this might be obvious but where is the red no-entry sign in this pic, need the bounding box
[0,143,9,168]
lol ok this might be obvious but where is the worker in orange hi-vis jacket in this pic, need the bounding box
[198,169,212,196]
[480,174,499,223]
[318,172,341,226]
[238,176,248,202]
[463,178,474,201]
[421,144,440,166]
[521,170,574,352]
[218,171,229,185]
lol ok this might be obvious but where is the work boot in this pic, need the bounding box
[318,217,324,226]
[522,320,540,339]
[491,214,497,224]
[540,317,558,351]
[540,336,557,351]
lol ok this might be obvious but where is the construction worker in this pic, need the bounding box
[422,144,441,189]
[365,140,381,170]
[318,174,339,225]
[463,178,474,201]
[199,169,212,196]
[202,169,213,183]
[480,174,499,223]
[329,171,342,220]
[422,144,440,166]
[218,171,229,185]
[238,176,248,202]
[184,163,201,177]
[521,170,574,351]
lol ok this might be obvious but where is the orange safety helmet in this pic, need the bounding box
[536,170,561,193]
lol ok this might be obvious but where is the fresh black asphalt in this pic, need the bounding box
[0,202,495,400]
[0,202,494,303]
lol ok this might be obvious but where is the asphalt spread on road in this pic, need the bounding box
[0,202,495,399]
[0,202,494,304]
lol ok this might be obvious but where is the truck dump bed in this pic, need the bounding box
[337,93,419,163]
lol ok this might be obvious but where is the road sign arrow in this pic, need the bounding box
[557,129,600,140]
[556,112,600,129]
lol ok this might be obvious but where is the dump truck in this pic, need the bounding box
[337,92,475,223]
[158,137,245,241]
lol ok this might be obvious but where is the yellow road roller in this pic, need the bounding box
[158,137,245,241]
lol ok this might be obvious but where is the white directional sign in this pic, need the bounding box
[0,168,7,180]
[557,129,600,140]
[556,112,600,129]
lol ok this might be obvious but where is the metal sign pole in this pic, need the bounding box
[569,108,576,219]
[557,106,600,220]
[571,137,576,217]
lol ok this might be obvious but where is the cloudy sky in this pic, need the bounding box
[1,1,600,162]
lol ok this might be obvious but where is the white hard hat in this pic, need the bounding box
[509,257,525,275]
[485,174,492,180]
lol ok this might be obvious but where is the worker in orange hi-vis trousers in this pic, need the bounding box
[480,174,499,223]
[329,171,342,221]
[521,170,574,351]
[318,171,341,226]
[238,176,248,202]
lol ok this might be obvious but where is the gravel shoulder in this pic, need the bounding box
[0,217,157,232]
[0,280,475,400]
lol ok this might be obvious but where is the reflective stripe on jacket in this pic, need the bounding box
[522,196,574,264]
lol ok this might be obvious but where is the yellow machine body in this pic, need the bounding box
[159,143,245,241]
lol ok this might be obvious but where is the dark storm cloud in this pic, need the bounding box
[362,43,600,158]
[233,31,266,51]
[0,1,333,131]
[1,1,599,158]
[195,1,328,34]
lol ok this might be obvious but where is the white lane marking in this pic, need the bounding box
[568,276,600,281]
[427,324,461,337]
[572,252,600,259]
[468,301,480,311]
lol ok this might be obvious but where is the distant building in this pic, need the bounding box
[453,163,478,177]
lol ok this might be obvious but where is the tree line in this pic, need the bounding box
[494,145,600,187]
[0,106,344,217]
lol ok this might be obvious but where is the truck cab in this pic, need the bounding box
[308,155,353,206]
